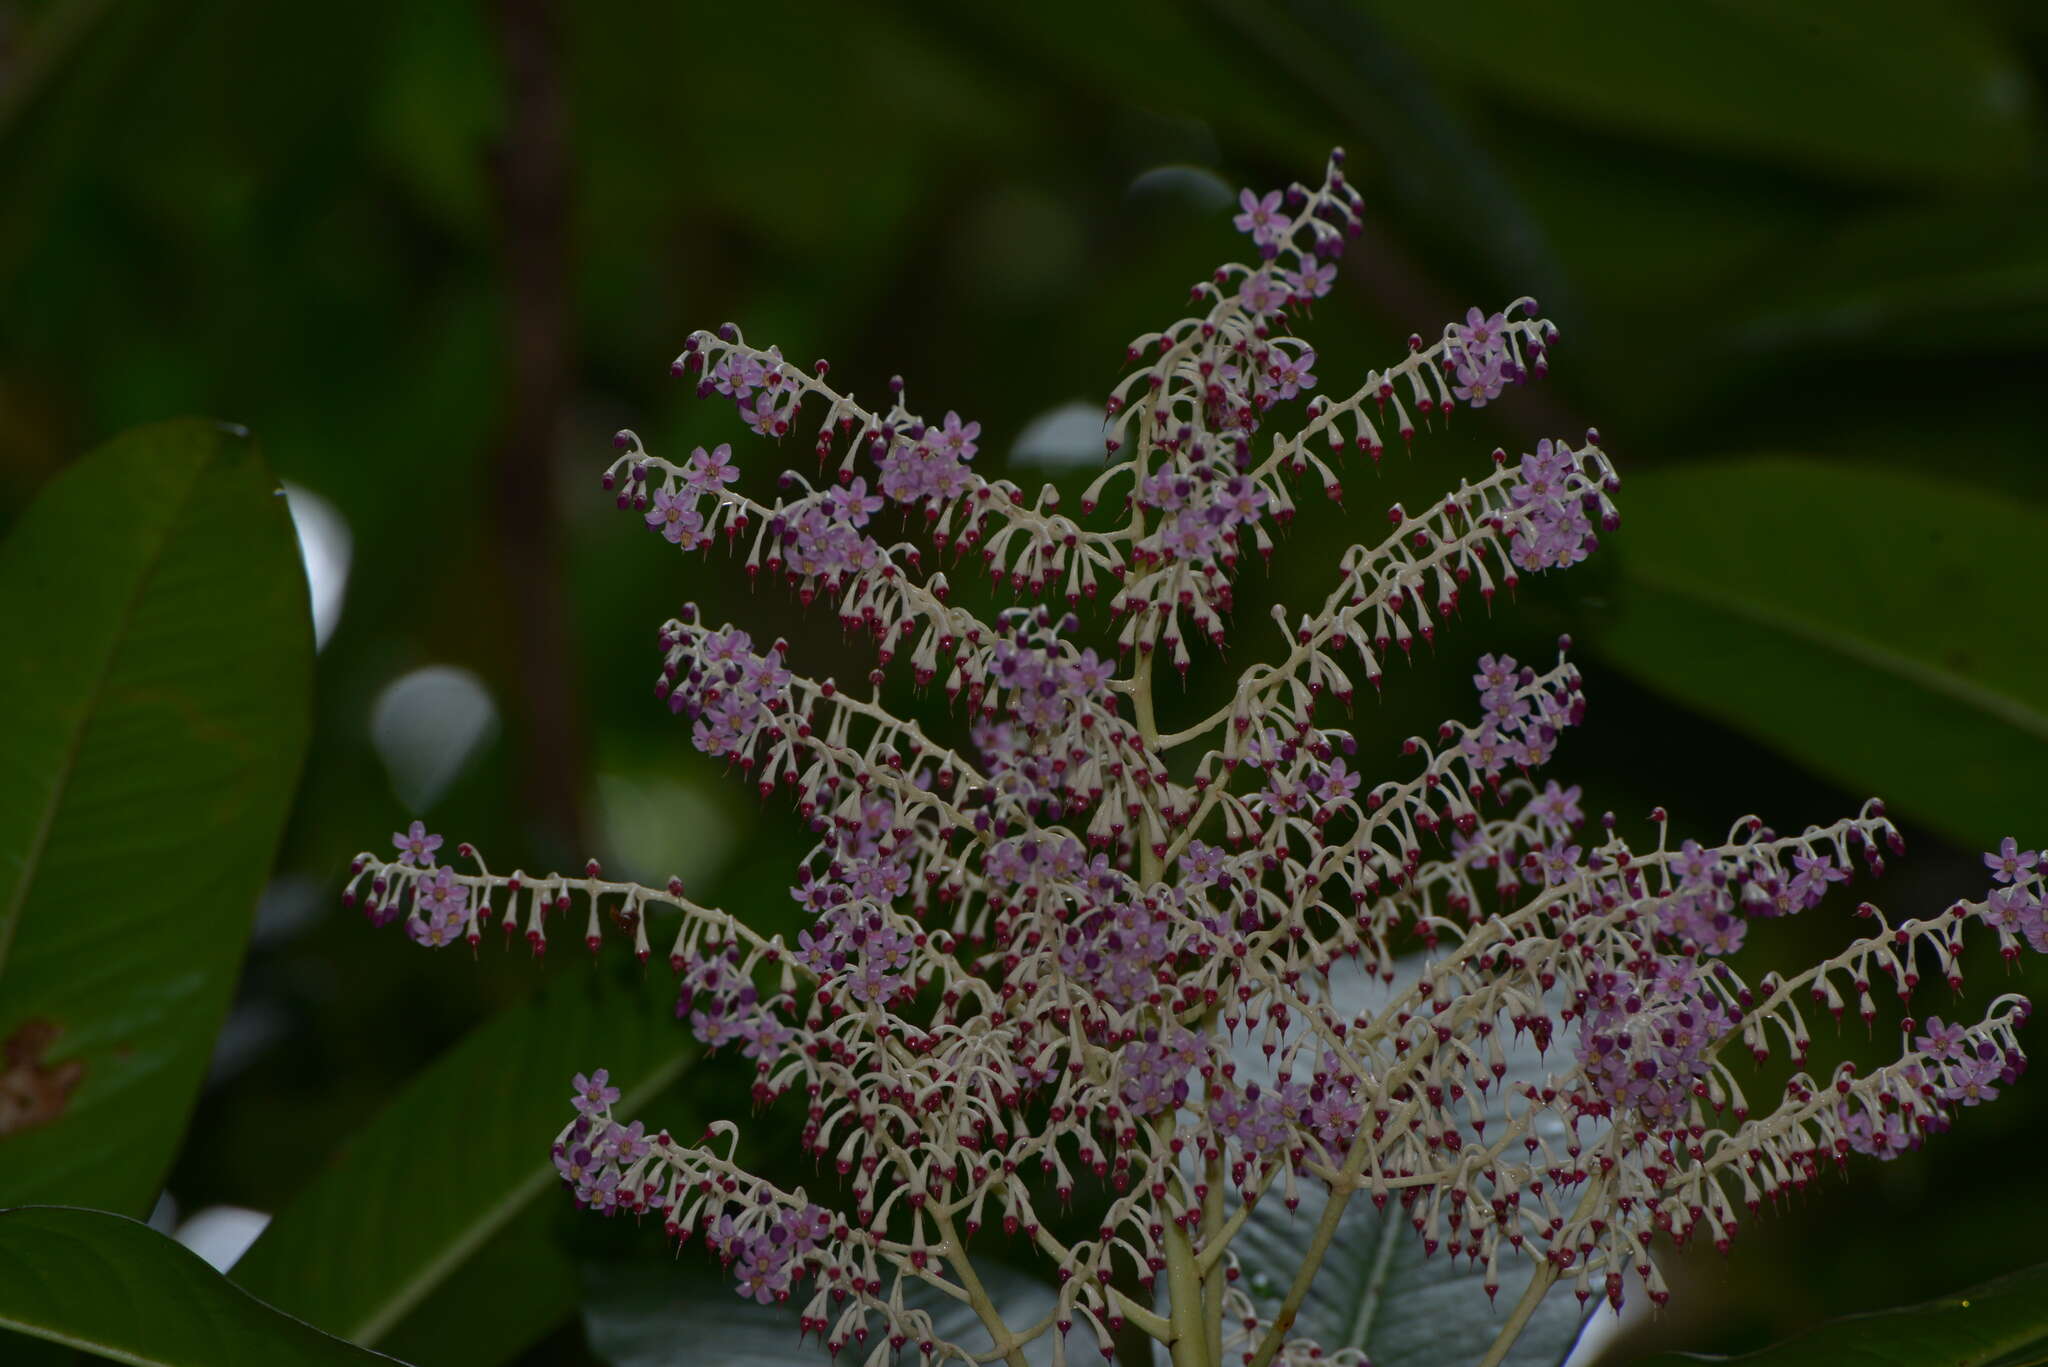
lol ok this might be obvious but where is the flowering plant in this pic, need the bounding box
[345,153,2043,1367]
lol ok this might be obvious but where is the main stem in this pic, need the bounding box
[1130,629,1217,1367]
[1477,1171,1607,1367]
[933,1205,1031,1367]
[1475,1262,1558,1367]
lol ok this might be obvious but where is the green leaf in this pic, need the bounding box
[1354,0,2036,187]
[233,973,696,1360]
[1196,0,1576,318]
[0,1205,407,1365]
[371,1198,581,1367]
[0,419,313,1216]
[581,1253,1064,1367]
[1229,962,1586,1367]
[1635,1258,2048,1366]
[1729,194,2048,354]
[1597,457,2048,847]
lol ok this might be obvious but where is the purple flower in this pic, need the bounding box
[733,1236,793,1304]
[932,411,981,462]
[1537,839,1583,886]
[1119,1027,1204,1115]
[1482,686,1531,729]
[583,1166,622,1213]
[733,345,785,396]
[1180,841,1228,887]
[1305,1088,1361,1151]
[683,443,740,493]
[742,390,790,438]
[782,1204,834,1253]
[1510,494,1594,573]
[1269,348,1317,400]
[1527,781,1583,833]
[1917,1016,1970,1060]
[1673,839,1718,888]
[1842,1104,1913,1160]
[416,867,468,919]
[601,1120,652,1164]
[825,477,884,528]
[1473,655,1519,692]
[1695,911,1746,956]
[408,906,465,948]
[1311,757,1361,805]
[1982,884,2048,952]
[738,1014,794,1063]
[571,1069,621,1116]
[392,820,442,868]
[1513,440,1574,501]
[1982,884,2035,931]
[1236,269,1288,315]
[1460,725,1510,779]
[1452,354,1505,408]
[1985,837,2040,885]
[553,1144,596,1187]
[1232,187,1289,245]
[1453,306,1507,360]
[1947,1055,2003,1106]
[1206,1081,1291,1163]
[1286,254,1336,300]
[1577,958,1738,1128]
[1787,852,1849,910]
[645,489,706,546]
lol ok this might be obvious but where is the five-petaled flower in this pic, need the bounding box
[391,820,440,867]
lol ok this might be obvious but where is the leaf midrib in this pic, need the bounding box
[348,1049,695,1345]
[1622,560,2048,745]
[0,452,215,983]
[1340,1203,1404,1351]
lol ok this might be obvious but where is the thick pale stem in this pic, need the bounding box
[1477,1171,1607,1367]
[1164,1218,1214,1367]
[1475,1261,1560,1367]
[1243,1157,1358,1367]
[934,1206,1031,1367]
[1125,533,1217,1366]
[1200,1148,1225,1365]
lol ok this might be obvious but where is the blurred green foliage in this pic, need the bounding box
[2,1,2045,1364]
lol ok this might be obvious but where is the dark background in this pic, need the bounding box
[4,1,2045,1362]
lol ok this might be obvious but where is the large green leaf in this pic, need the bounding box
[233,973,696,1361]
[1636,1259,2048,1366]
[0,1205,406,1365]
[1229,962,1587,1367]
[1597,457,2048,846]
[0,419,313,1215]
[1729,194,2048,354]
[1355,0,2035,187]
[582,1253,1066,1367]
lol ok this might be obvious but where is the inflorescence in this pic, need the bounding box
[347,153,2044,1367]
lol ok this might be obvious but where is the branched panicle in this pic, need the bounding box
[348,152,2044,1367]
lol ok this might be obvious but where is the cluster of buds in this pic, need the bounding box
[347,152,2041,1367]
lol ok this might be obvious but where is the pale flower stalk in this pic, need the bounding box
[346,151,2044,1367]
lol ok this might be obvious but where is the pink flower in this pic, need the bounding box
[1286,254,1336,299]
[683,443,739,493]
[1986,836,2040,884]
[645,489,705,546]
[570,1069,620,1116]
[1232,187,1289,244]
[392,820,441,867]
